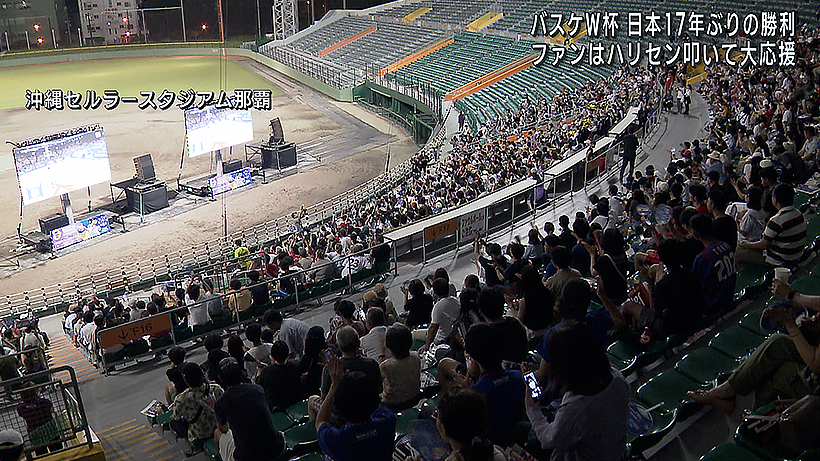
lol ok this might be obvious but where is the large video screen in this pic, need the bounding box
[13,129,112,206]
[185,106,253,158]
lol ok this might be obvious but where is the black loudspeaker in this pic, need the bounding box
[39,213,69,234]
[270,118,284,144]
[261,148,274,169]
[134,154,156,181]
[276,143,297,169]
[223,159,243,174]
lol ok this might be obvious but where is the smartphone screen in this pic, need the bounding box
[524,372,541,400]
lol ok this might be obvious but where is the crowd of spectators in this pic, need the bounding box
[48,24,820,461]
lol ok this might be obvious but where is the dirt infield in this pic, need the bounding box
[0,57,418,295]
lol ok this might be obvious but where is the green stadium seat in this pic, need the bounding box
[329,278,348,292]
[734,264,771,301]
[709,326,767,360]
[606,341,641,376]
[271,411,295,432]
[738,308,768,337]
[286,399,310,423]
[212,313,233,329]
[102,349,126,365]
[283,422,318,452]
[636,370,706,415]
[791,276,820,296]
[395,407,420,438]
[700,443,766,461]
[734,405,801,461]
[173,326,194,342]
[203,438,220,461]
[674,347,741,385]
[192,322,214,336]
[292,454,323,461]
[627,404,677,456]
[149,334,174,351]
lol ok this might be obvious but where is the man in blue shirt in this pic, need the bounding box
[465,323,526,448]
[570,218,592,276]
[690,214,737,316]
[317,357,396,461]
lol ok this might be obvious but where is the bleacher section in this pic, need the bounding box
[377,0,494,27]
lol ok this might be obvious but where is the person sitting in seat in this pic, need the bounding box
[186,283,211,329]
[360,307,388,362]
[244,323,271,379]
[689,278,820,413]
[215,358,285,461]
[525,321,629,461]
[317,358,396,461]
[248,271,270,310]
[437,389,507,461]
[170,363,224,456]
[738,183,807,267]
[226,279,252,317]
[415,278,460,353]
[264,309,310,360]
[165,346,188,405]
[399,279,434,329]
[380,324,420,411]
[256,341,303,412]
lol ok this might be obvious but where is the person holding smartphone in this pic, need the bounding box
[525,321,629,461]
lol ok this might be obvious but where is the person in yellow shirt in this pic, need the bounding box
[225,279,251,317]
[234,240,251,271]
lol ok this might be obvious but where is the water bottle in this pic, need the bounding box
[640,327,651,345]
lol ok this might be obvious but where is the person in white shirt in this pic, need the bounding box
[244,323,271,379]
[185,283,211,328]
[264,310,310,360]
[78,313,98,349]
[415,278,461,352]
[360,307,388,362]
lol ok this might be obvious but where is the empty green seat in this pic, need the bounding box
[791,276,820,296]
[674,347,740,385]
[734,406,801,461]
[700,443,766,461]
[734,264,771,301]
[283,422,318,451]
[286,399,310,423]
[709,326,767,360]
[395,407,420,438]
[636,370,705,415]
[149,334,174,350]
[212,313,233,329]
[271,411,295,432]
[606,341,640,376]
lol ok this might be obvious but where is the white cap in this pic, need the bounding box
[760,159,774,169]
[0,430,23,448]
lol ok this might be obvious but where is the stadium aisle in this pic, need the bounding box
[47,331,102,384]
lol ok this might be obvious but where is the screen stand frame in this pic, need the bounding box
[60,193,74,225]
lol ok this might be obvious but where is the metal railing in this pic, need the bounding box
[0,366,93,460]
[89,242,398,371]
[389,96,663,261]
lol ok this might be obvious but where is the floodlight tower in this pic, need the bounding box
[271,0,296,41]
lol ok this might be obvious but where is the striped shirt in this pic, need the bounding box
[763,206,806,267]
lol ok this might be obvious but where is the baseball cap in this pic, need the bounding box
[0,430,23,448]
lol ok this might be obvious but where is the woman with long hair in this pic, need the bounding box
[299,325,326,397]
[525,321,629,461]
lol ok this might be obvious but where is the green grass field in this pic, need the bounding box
[0,56,283,111]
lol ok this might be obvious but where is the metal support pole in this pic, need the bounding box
[51,28,56,47]
[25,30,30,49]
[180,0,187,41]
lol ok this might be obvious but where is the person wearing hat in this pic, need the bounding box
[0,430,23,461]
[372,284,396,320]
[706,150,725,185]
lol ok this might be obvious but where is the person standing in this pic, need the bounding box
[620,127,638,184]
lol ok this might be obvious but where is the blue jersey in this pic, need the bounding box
[692,241,736,312]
